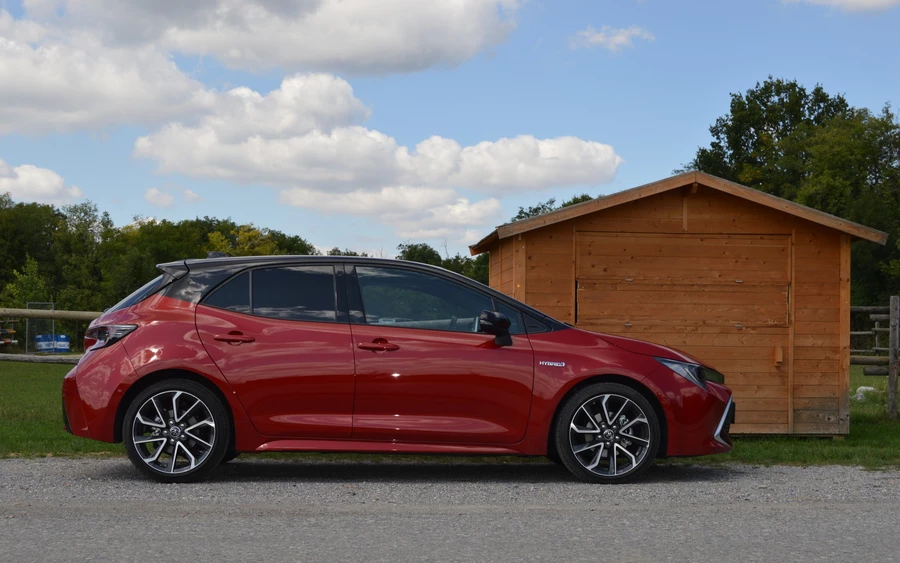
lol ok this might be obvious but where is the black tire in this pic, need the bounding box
[554,382,659,484]
[545,444,563,465]
[123,379,230,483]
[220,451,240,464]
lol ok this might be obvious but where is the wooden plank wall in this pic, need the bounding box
[503,184,849,435]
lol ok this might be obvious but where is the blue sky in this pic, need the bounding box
[1,0,898,256]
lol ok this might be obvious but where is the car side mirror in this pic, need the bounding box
[479,310,512,347]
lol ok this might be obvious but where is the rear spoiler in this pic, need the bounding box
[156,260,190,279]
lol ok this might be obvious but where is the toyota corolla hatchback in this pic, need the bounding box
[63,256,734,483]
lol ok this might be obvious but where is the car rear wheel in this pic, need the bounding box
[123,379,230,483]
[554,382,659,483]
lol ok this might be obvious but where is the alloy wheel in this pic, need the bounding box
[130,390,216,475]
[568,393,652,478]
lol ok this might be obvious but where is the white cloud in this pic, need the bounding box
[570,25,655,52]
[279,186,502,241]
[23,0,523,74]
[0,158,83,204]
[0,10,216,133]
[134,73,621,242]
[786,0,900,11]
[144,187,174,208]
[134,74,623,196]
[182,189,203,203]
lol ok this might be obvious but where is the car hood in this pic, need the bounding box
[595,332,703,365]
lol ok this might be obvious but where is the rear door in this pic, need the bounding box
[347,265,535,444]
[195,264,356,439]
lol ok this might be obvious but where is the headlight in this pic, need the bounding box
[655,358,725,389]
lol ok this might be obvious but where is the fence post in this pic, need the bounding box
[890,296,899,420]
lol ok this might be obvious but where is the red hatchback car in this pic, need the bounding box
[63,256,734,483]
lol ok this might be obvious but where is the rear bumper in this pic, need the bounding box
[61,344,137,443]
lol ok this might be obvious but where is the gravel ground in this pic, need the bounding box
[2,457,899,562]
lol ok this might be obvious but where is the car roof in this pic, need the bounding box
[156,255,567,329]
[159,255,448,272]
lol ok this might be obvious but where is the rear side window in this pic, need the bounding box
[107,274,167,313]
[252,266,337,322]
[204,272,250,314]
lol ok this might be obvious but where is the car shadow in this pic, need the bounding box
[187,458,737,485]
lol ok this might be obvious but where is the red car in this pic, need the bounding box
[63,256,734,483]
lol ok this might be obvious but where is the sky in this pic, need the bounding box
[1,0,898,257]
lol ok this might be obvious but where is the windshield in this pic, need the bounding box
[106,274,166,313]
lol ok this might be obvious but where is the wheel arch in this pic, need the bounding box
[113,368,236,446]
[546,374,669,461]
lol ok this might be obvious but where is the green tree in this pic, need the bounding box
[396,243,443,266]
[208,224,279,256]
[684,76,850,199]
[512,193,594,221]
[0,194,64,288]
[53,202,113,311]
[686,78,900,303]
[268,229,318,255]
[0,256,52,308]
[441,252,489,285]
[326,247,368,256]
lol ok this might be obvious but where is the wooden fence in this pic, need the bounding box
[850,296,899,419]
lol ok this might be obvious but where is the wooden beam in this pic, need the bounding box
[788,228,796,433]
[889,295,899,420]
[838,234,851,433]
[513,235,526,301]
[850,306,890,314]
[0,354,81,365]
[851,356,890,365]
[0,308,101,321]
[697,173,888,245]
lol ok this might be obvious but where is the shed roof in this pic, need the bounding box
[469,171,888,255]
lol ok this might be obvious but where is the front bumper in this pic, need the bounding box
[714,396,736,447]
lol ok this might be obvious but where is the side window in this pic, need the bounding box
[355,267,493,333]
[494,300,525,335]
[252,266,336,322]
[204,272,250,314]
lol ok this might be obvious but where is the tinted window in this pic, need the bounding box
[356,267,493,333]
[525,314,551,334]
[252,266,336,322]
[494,300,525,335]
[107,274,167,313]
[204,272,250,314]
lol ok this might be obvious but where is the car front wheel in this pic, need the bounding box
[554,382,660,483]
[123,379,230,483]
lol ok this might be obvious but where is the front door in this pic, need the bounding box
[195,264,355,439]
[348,265,535,444]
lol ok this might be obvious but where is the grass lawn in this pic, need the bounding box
[667,365,900,469]
[0,362,123,457]
[2,360,899,468]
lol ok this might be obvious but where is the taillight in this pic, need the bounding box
[84,325,138,350]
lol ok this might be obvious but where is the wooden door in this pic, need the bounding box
[575,232,792,433]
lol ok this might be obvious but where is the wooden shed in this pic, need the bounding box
[470,171,888,435]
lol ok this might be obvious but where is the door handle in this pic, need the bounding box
[214,331,255,344]
[358,339,400,352]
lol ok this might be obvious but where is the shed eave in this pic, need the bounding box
[469,171,888,251]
